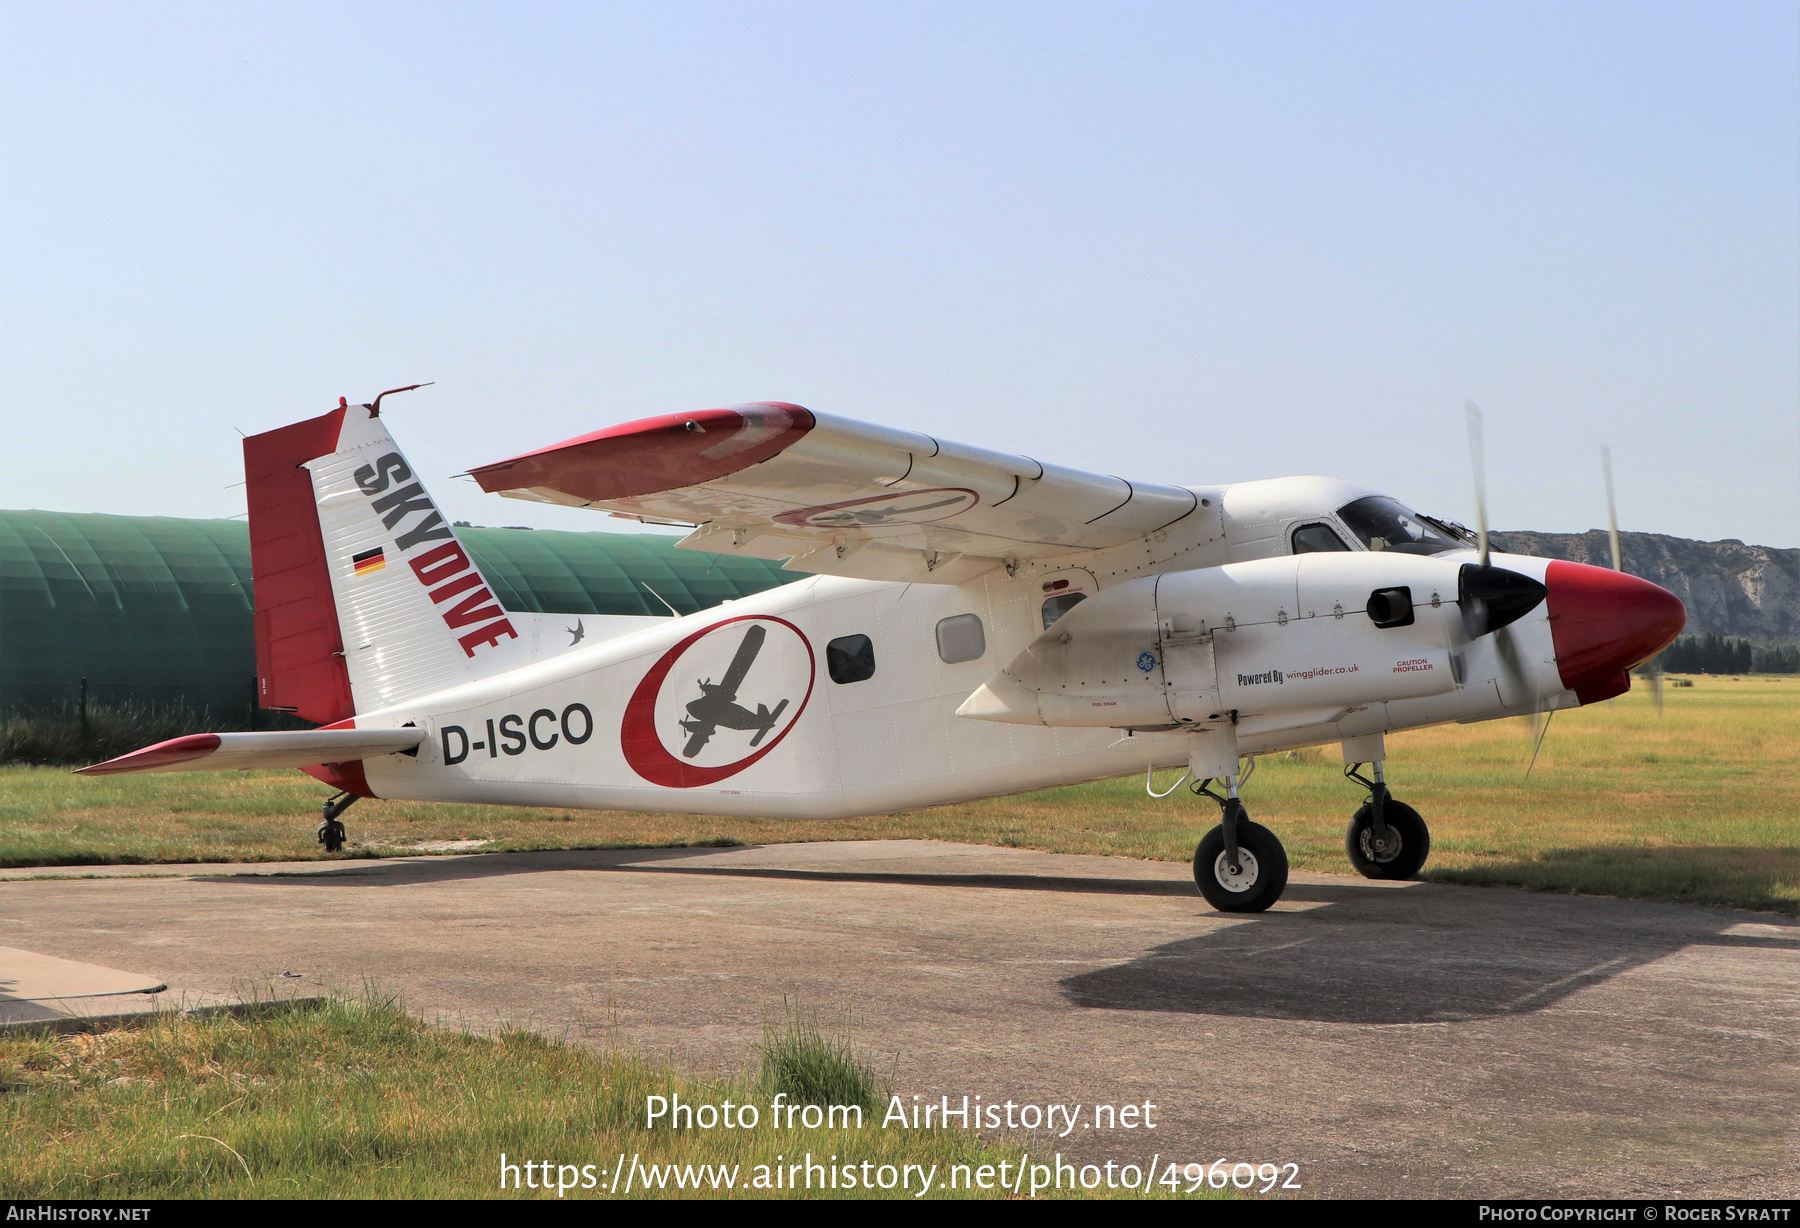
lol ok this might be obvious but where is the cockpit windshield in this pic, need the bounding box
[1337,496,1467,555]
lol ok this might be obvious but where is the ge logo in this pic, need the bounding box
[1137,652,1157,673]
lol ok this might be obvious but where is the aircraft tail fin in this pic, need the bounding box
[245,398,525,721]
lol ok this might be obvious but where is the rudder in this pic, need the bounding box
[246,407,355,724]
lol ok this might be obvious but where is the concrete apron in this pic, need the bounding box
[0,944,168,1028]
[1,840,1796,1198]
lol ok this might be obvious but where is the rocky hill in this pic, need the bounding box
[1490,530,1799,642]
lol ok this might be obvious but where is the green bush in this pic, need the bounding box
[0,700,312,767]
[758,1003,886,1117]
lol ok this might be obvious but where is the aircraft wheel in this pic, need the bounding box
[317,818,347,853]
[1193,820,1289,913]
[1345,799,1429,880]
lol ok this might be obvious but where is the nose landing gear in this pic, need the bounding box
[1343,761,1429,880]
[318,791,357,853]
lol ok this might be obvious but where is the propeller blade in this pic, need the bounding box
[1492,616,1544,728]
[1601,444,1622,572]
[1465,400,1490,568]
[1458,403,1545,727]
[1495,621,1527,696]
[1600,444,1666,716]
[1524,709,1554,781]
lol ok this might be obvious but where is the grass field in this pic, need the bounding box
[5,994,1163,1199]
[3,676,1794,914]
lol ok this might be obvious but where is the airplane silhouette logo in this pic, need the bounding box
[676,624,791,758]
[773,487,978,530]
[805,494,968,528]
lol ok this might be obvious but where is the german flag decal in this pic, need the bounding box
[352,546,386,577]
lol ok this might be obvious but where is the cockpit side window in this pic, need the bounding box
[1291,523,1350,554]
[1337,496,1463,555]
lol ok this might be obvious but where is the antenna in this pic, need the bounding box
[641,583,680,618]
[364,383,435,417]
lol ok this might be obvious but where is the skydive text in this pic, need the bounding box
[352,449,516,656]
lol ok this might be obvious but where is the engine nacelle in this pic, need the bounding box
[959,553,1468,729]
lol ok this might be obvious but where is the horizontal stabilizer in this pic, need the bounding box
[74,728,426,776]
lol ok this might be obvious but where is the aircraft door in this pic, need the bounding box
[1036,568,1099,631]
[1154,574,1222,724]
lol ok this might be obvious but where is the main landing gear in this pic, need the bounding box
[1145,732,1290,912]
[1187,760,1289,913]
[318,791,357,853]
[1343,759,1429,880]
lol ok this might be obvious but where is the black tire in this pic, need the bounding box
[1193,820,1289,912]
[317,818,346,853]
[1345,799,1429,879]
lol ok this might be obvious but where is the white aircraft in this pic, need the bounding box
[79,393,1685,912]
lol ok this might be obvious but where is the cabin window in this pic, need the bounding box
[935,613,986,664]
[1041,592,1088,629]
[826,634,876,684]
[1291,523,1350,554]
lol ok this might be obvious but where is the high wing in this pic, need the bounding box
[75,728,427,776]
[468,404,1205,584]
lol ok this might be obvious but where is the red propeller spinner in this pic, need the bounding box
[1544,560,1686,705]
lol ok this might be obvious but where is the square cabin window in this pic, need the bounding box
[826,634,876,684]
[935,613,986,664]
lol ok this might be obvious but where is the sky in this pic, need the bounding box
[2,2,1796,547]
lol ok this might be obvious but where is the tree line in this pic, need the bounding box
[1654,635,1800,675]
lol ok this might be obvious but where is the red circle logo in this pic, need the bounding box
[620,615,815,788]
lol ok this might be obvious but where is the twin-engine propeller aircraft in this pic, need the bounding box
[79,393,1686,912]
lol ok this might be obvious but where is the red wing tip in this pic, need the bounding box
[467,402,814,488]
[74,733,223,776]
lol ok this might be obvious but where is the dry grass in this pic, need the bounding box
[4,677,1794,914]
[3,993,1119,1199]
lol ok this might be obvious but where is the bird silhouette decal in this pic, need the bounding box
[676,624,790,758]
[567,619,585,645]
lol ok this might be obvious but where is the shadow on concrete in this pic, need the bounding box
[204,845,1800,1027]
[1061,881,1799,1024]
[208,846,1206,897]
